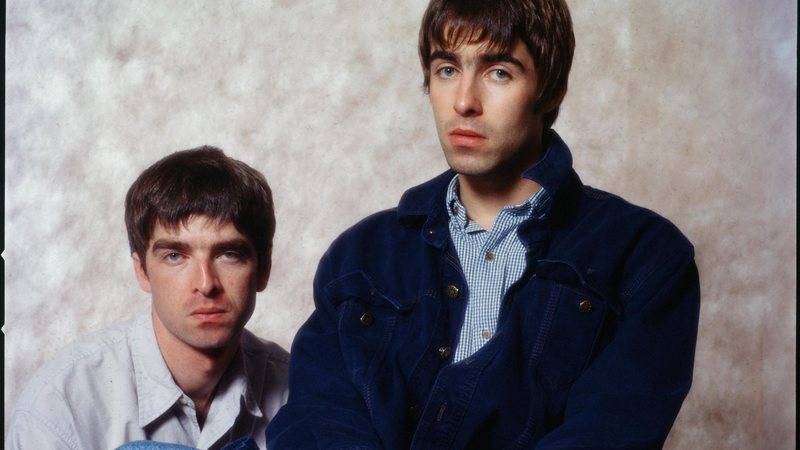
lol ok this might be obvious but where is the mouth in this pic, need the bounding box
[448,128,487,148]
[191,307,228,322]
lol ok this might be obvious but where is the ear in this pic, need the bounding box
[132,253,153,293]
[257,253,272,292]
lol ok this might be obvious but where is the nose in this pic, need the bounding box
[194,259,221,297]
[454,76,482,117]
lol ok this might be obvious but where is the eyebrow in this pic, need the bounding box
[151,239,189,254]
[430,49,458,63]
[430,49,527,72]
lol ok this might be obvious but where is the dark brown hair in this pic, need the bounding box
[125,146,275,270]
[418,0,575,130]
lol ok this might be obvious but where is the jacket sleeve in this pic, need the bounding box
[536,233,701,449]
[265,251,384,449]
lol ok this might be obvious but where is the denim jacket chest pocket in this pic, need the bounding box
[325,270,412,391]
[526,260,611,391]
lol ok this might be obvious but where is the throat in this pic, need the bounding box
[458,175,541,231]
[194,394,215,429]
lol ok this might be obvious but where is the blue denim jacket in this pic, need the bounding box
[267,131,700,449]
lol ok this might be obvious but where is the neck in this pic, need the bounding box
[457,134,546,230]
[151,313,240,427]
[458,174,541,230]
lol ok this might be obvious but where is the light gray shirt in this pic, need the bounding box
[5,312,289,450]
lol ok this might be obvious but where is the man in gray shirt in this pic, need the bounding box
[6,146,288,449]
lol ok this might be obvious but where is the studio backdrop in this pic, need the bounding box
[5,1,796,448]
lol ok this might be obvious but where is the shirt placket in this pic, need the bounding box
[176,394,202,443]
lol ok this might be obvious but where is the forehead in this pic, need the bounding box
[429,20,538,71]
[434,22,514,54]
[432,38,505,55]
[148,215,247,245]
[432,37,528,55]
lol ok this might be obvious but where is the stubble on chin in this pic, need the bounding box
[442,148,493,177]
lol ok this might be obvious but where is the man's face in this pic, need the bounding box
[133,215,269,355]
[428,39,544,180]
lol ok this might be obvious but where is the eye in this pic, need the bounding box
[435,65,458,79]
[220,251,242,262]
[163,252,184,263]
[489,68,511,81]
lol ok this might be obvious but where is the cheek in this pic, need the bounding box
[509,99,537,122]
[429,90,451,117]
[429,100,444,123]
[504,101,539,135]
[224,270,260,295]
[147,273,177,296]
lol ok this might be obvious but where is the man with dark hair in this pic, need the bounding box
[7,147,288,450]
[267,0,700,448]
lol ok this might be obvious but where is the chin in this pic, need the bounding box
[447,161,496,178]
[444,154,483,174]
[190,333,235,351]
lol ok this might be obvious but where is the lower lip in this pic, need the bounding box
[449,133,486,148]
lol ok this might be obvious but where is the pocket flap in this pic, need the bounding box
[324,270,413,311]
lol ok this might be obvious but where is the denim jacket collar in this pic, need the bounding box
[397,129,578,248]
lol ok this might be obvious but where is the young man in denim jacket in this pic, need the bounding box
[267,0,700,448]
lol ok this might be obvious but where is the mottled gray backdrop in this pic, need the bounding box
[5,1,796,448]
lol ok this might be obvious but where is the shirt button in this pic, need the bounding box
[485,251,495,261]
[446,285,460,299]
[481,329,493,339]
[359,312,374,326]
[438,346,451,359]
[451,204,459,215]
[579,300,593,314]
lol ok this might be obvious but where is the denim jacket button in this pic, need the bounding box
[436,402,448,422]
[579,299,593,314]
[359,312,374,326]
[438,346,451,359]
[446,285,460,299]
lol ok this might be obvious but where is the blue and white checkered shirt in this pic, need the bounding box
[446,175,551,362]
